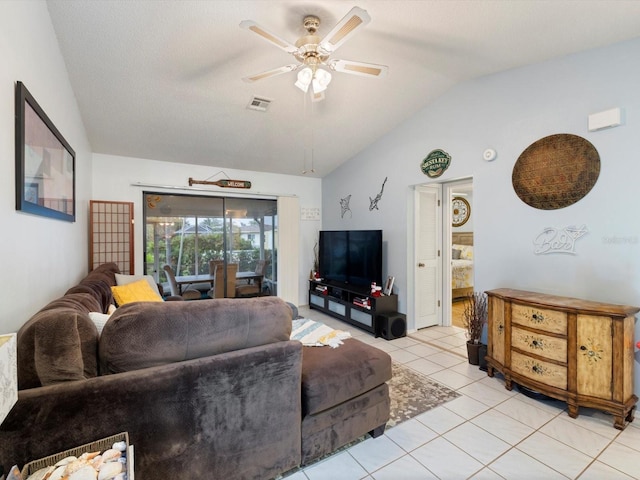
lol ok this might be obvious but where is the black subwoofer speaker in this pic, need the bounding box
[376,312,406,340]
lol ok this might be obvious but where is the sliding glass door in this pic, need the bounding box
[143,192,277,296]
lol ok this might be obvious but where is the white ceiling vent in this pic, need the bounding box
[247,96,272,112]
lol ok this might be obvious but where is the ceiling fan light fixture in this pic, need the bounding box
[295,67,313,92]
[312,68,332,93]
[242,6,387,98]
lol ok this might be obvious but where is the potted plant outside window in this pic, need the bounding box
[463,292,488,366]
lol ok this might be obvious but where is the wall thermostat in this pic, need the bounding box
[483,148,497,161]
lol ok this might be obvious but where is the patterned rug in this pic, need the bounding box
[387,362,460,428]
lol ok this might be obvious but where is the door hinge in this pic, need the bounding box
[438,250,441,257]
[438,199,441,207]
[438,300,441,307]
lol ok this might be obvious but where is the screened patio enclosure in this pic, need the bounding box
[143,192,278,297]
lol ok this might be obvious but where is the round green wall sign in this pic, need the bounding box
[421,149,451,178]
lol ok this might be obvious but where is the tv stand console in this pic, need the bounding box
[308,280,398,335]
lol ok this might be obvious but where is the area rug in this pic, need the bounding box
[387,361,460,428]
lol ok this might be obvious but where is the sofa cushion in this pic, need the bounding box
[73,262,120,311]
[40,292,102,314]
[301,339,392,416]
[17,293,101,389]
[84,262,120,285]
[16,265,120,390]
[34,312,87,385]
[64,284,106,309]
[99,296,293,374]
[111,278,163,306]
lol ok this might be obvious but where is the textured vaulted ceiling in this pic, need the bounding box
[46,0,640,177]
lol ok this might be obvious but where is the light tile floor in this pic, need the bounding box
[288,306,640,480]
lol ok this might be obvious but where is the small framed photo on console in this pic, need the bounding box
[383,276,395,296]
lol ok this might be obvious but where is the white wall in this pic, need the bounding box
[0,1,93,334]
[323,37,640,392]
[92,154,322,307]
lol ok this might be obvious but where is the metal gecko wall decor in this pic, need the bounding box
[369,177,387,211]
[340,194,352,219]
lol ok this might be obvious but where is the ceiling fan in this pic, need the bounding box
[240,6,388,100]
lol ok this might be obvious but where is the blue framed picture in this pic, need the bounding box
[15,81,76,222]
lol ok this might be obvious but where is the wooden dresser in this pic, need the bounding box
[486,288,639,429]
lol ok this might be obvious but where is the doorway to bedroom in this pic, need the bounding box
[449,181,474,328]
[413,178,473,330]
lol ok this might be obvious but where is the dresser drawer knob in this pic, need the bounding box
[529,361,547,376]
[580,343,603,362]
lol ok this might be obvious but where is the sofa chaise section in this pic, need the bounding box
[300,338,392,464]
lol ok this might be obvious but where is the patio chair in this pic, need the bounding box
[163,264,202,300]
[236,260,268,298]
[210,263,238,298]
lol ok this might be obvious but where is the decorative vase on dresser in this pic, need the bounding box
[485,288,639,430]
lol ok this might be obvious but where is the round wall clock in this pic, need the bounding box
[452,197,470,227]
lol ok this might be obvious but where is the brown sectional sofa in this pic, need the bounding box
[0,263,391,479]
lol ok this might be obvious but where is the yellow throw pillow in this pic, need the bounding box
[111,278,163,306]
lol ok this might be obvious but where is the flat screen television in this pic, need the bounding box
[318,230,382,289]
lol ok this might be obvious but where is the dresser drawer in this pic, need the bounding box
[511,351,567,390]
[511,327,567,363]
[512,304,567,335]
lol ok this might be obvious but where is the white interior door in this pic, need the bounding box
[415,185,442,329]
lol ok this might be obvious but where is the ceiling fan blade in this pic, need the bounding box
[240,20,298,54]
[318,6,371,54]
[329,59,388,78]
[242,64,299,83]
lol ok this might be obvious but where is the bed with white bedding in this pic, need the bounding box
[452,232,473,299]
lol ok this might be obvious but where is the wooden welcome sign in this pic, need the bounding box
[188,177,252,189]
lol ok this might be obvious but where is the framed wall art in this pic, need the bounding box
[15,81,76,222]
[451,196,470,227]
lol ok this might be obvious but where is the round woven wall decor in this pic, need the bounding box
[512,134,600,210]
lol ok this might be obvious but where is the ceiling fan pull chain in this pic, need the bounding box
[302,91,309,174]
[310,92,315,173]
